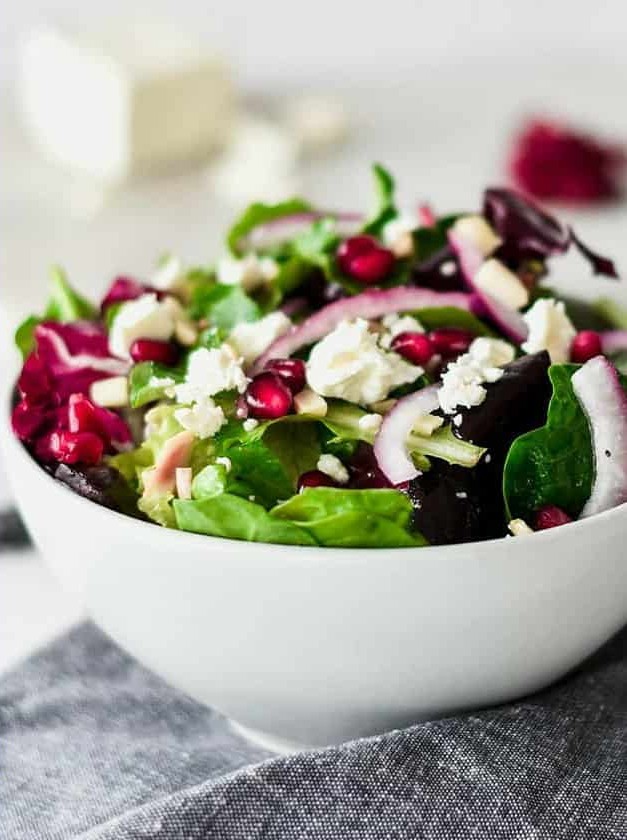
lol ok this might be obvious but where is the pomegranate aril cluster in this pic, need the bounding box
[297,470,339,491]
[130,339,179,366]
[337,235,395,284]
[245,372,293,420]
[570,330,603,364]
[533,505,573,530]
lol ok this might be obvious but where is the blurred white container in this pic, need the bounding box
[18,17,235,183]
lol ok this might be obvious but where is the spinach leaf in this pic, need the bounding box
[128,362,183,408]
[412,214,460,262]
[414,306,496,337]
[362,163,397,236]
[174,495,317,545]
[271,487,427,547]
[503,364,592,520]
[189,284,261,329]
[227,199,312,256]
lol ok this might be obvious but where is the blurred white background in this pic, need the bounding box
[2,0,627,670]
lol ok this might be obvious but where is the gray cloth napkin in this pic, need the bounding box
[1,621,626,840]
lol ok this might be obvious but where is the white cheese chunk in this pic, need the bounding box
[437,336,514,415]
[109,293,175,359]
[243,418,260,432]
[174,344,248,404]
[317,454,349,484]
[381,214,418,258]
[521,298,576,363]
[217,254,279,293]
[473,259,529,310]
[451,215,502,257]
[358,413,383,435]
[228,312,292,365]
[18,21,234,182]
[306,318,421,406]
[174,398,226,439]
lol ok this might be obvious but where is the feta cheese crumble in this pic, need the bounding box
[243,418,259,432]
[109,293,175,359]
[228,312,292,365]
[174,344,248,405]
[521,298,576,363]
[174,398,226,439]
[306,318,422,406]
[217,254,279,292]
[438,337,515,414]
[381,214,417,258]
[317,453,349,484]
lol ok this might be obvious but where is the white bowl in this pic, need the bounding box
[4,403,627,751]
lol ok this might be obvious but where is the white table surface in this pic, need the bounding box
[3,58,627,675]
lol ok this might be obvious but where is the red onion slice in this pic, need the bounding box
[449,229,528,344]
[600,330,627,355]
[251,287,472,373]
[242,211,363,253]
[373,385,440,484]
[572,356,627,517]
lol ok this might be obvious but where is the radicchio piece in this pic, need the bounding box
[100,276,154,313]
[508,119,626,205]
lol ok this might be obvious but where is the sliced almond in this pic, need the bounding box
[175,467,193,500]
[451,215,502,257]
[473,258,529,311]
[294,388,328,417]
[89,376,128,408]
[508,518,534,537]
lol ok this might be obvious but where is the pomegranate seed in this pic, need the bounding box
[264,358,306,395]
[48,430,104,465]
[245,372,293,420]
[429,328,474,357]
[534,505,573,530]
[391,332,435,366]
[570,330,603,363]
[347,248,395,284]
[130,339,179,366]
[298,470,339,491]
[336,235,378,273]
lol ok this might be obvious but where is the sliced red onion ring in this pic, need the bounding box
[373,384,440,484]
[600,330,627,355]
[448,229,528,344]
[251,287,473,374]
[572,356,627,517]
[242,212,363,253]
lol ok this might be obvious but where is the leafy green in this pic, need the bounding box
[44,266,98,322]
[128,362,183,408]
[362,163,397,236]
[14,267,98,357]
[174,495,317,545]
[189,284,261,330]
[503,365,592,520]
[593,297,627,330]
[411,214,460,263]
[191,464,229,499]
[271,487,427,547]
[408,426,486,468]
[103,301,123,331]
[414,306,496,337]
[138,493,176,528]
[14,315,41,359]
[227,199,312,256]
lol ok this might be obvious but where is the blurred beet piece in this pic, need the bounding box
[54,463,142,518]
[410,245,464,291]
[508,118,626,205]
[348,442,392,489]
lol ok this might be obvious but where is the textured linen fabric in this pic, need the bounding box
[1,621,626,840]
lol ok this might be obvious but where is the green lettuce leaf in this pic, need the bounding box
[138,493,176,528]
[14,316,42,359]
[128,361,183,408]
[414,306,496,337]
[174,494,317,545]
[503,365,592,520]
[189,284,261,330]
[227,199,312,256]
[271,487,427,547]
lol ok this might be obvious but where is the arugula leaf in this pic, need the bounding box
[174,495,317,545]
[14,315,42,359]
[271,487,427,547]
[362,163,397,236]
[189,284,261,330]
[44,266,97,322]
[14,267,98,357]
[128,361,183,408]
[412,215,460,262]
[227,199,312,256]
[503,365,592,520]
[414,306,496,337]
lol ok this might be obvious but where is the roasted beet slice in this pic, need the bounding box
[453,351,552,447]
[53,463,143,518]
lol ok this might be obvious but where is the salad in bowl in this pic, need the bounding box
[11,166,627,548]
